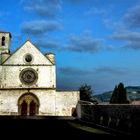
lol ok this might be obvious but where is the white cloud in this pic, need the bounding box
[65,32,103,53]
[21,20,62,35]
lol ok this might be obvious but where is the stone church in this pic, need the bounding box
[0,31,79,116]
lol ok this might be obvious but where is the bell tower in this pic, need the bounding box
[0,32,11,54]
[0,32,11,64]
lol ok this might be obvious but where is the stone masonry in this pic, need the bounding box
[0,31,79,116]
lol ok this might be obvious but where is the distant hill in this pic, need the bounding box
[94,86,140,103]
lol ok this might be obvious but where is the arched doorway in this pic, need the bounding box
[18,93,40,116]
[29,100,36,116]
[21,100,27,115]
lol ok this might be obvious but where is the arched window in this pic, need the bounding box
[2,36,5,46]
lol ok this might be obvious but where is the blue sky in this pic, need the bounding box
[1,0,140,94]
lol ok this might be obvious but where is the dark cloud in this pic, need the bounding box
[111,30,140,49]
[109,4,140,50]
[65,33,103,53]
[124,5,140,28]
[22,0,61,17]
[58,66,126,77]
[58,67,93,76]
[95,66,126,75]
[57,67,94,90]
[35,39,60,50]
[57,76,84,90]
[124,41,140,50]
[112,30,140,41]
[57,66,127,92]
[21,20,62,35]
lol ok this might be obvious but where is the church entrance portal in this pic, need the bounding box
[18,93,39,116]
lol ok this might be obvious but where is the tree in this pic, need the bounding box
[79,84,98,104]
[110,85,118,104]
[110,82,129,104]
[79,84,92,101]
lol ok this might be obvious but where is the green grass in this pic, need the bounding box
[68,121,110,135]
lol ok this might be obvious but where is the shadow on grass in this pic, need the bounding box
[0,116,115,138]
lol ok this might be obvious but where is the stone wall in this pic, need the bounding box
[0,89,56,115]
[0,38,79,117]
[0,90,79,116]
[0,41,56,89]
[56,91,80,116]
[76,102,140,135]
[0,65,56,88]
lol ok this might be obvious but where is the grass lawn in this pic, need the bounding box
[68,121,111,135]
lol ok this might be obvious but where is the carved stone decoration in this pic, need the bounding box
[19,68,38,85]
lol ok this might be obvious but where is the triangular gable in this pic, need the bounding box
[3,40,53,65]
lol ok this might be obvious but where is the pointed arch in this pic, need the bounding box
[18,92,40,116]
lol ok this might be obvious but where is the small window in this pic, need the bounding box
[2,36,5,46]
[25,54,33,63]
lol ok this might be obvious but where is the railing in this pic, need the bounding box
[76,102,140,135]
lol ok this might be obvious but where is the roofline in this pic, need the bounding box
[2,40,54,65]
[45,52,55,55]
[0,31,12,38]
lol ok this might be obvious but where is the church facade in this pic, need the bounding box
[0,32,79,116]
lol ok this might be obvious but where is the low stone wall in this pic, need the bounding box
[76,102,140,135]
[56,91,79,116]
